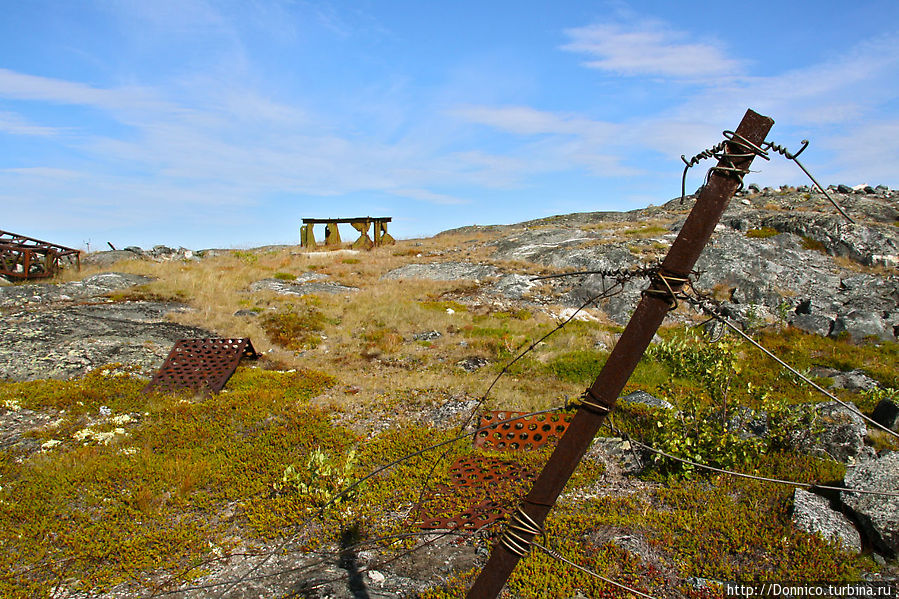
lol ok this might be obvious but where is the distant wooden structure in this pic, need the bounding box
[300,217,395,250]
[0,229,80,280]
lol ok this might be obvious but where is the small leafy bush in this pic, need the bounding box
[646,330,741,407]
[274,447,361,510]
[232,250,258,264]
[645,395,764,476]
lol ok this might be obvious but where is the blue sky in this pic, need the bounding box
[2,1,898,250]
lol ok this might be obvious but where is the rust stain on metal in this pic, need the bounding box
[466,108,776,599]
[416,497,509,531]
[474,411,572,451]
[143,338,258,395]
[0,229,80,281]
[414,455,536,531]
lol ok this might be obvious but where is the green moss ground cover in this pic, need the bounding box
[0,317,895,597]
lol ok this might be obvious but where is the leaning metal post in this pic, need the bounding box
[466,109,774,598]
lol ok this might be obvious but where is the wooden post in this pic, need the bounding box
[466,109,774,599]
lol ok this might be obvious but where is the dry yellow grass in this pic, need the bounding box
[57,238,600,418]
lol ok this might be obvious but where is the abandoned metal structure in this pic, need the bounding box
[0,229,80,280]
[300,217,395,250]
[143,338,258,395]
[467,108,775,598]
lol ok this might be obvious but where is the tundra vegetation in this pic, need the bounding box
[0,219,896,598]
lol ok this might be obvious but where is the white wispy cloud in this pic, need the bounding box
[450,105,618,138]
[390,188,468,205]
[0,68,169,114]
[450,105,637,177]
[0,111,61,136]
[562,21,742,79]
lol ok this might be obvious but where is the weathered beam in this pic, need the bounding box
[466,109,775,599]
[301,217,392,224]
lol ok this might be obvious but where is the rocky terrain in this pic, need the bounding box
[0,184,897,598]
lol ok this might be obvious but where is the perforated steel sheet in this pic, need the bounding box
[473,411,573,451]
[144,338,257,395]
[414,455,536,531]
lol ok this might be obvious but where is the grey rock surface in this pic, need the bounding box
[792,488,862,553]
[589,437,647,475]
[81,246,200,268]
[383,262,501,281]
[412,330,441,341]
[478,188,899,336]
[249,277,358,296]
[456,356,489,372]
[0,272,152,308]
[79,249,145,268]
[805,401,875,464]
[0,301,212,381]
[491,273,538,299]
[842,452,899,554]
[810,367,881,392]
[620,390,674,411]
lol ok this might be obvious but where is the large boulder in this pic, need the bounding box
[807,402,876,464]
[841,452,899,555]
[831,310,895,343]
[792,489,861,553]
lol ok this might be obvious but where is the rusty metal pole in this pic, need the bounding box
[466,109,774,599]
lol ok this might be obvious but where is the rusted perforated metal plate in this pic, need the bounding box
[473,411,573,451]
[414,455,536,531]
[447,455,529,487]
[144,338,257,395]
[416,497,509,531]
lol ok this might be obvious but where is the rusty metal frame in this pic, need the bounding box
[0,230,80,280]
[143,338,258,395]
[467,109,775,598]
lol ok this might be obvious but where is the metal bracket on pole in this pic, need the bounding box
[465,109,775,598]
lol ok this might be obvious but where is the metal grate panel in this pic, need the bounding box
[143,338,257,395]
[473,411,573,451]
[414,455,536,531]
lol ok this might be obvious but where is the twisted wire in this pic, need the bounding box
[499,508,658,599]
[761,139,855,223]
[150,406,569,598]
[683,285,899,442]
[681,130,770,202]
[207,273,645,598]
[530,262,662,283]
[602,421,899,498]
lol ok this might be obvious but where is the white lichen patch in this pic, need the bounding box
[41,439,61,451]
[2,399,22,412]
[73,427,127,445]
